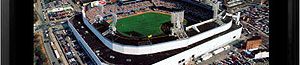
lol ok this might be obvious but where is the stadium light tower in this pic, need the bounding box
[110,13,118,35]
[236,12,241,25]
[89,2,105,24]
[98,4,104,13]
[97,3,104,23]
[105,13,118,42]
[213,0,219,19]
[170,11,188,39]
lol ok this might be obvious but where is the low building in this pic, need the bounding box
[246,36,262,50]
[253,51,269,59]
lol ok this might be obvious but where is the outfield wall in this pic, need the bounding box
[82,13,233,55]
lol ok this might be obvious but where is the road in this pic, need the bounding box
[238,33,248,41]
[35,0,84,65]
[34,5,46,24]
[49,28,69,65]
[40,30,60,65]
[35,0,61,65]
[43,41,60,65]
[240,21,268,37]
[35,0,60,65]
[66,0,81,12]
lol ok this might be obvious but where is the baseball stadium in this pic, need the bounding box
[67,0,243,65]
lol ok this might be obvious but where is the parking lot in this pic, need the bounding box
[239,5,269,36]
[41,22,96,65]
[34,0,88,65]
[189,39,269,65]
[237,3,269,50]
[191,40,252,65]
[40,0,75,23]
[47,7,74,22]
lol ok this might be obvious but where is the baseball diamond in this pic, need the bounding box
[116,12,187,37]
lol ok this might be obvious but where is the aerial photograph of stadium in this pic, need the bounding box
[33,0,269,65]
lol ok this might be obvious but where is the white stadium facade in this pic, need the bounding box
[67,0,243,65]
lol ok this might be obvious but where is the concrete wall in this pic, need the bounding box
[82,15,233,55]
[153,26,242,65]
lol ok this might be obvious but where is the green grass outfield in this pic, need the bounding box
[116,12,186,37]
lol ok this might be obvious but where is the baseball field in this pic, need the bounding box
[116,12,187,37]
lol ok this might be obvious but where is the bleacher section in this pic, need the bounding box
[152,0,213,22]
[85,1,153,21]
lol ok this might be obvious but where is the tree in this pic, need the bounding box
[36,57,42,65]
[33,12,38,23]
[40,53,46,61]
[34,34,40,42]
[34,39,40,42]
[33,57,37,65]
[34,46,42,53]
[42,62,49,65]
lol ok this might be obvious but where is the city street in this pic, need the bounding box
[40,30,59,65]
[35,0,59,64]
[66,0,81,12]
[49,27,69,65]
